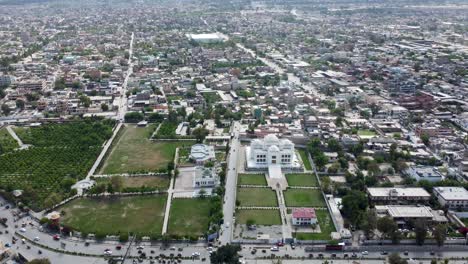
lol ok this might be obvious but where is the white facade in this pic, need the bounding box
[246,134,301,169]
[434,187,468,209]
[193,167,219,188]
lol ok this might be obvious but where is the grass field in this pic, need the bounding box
[236,209,281,226]
[298,149,312,170]
[168,198,212,237]
[357,130,377,136]
[284,189,325,207]
[238,173,267,186]
[100,125,191,174]
[294,210,336,240]
[0,128,18,154]
[95,176,170,190]
[285,173,318,187]
[237,187,278,207]
[60,195,167,235]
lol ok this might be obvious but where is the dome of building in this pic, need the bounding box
[268,145,280,152]
[264,134,279,144]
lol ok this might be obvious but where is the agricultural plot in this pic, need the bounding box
[0,119,115,211]
[236,187,278,207]
[100,125,191,174]
[60,195,167,236]
[284,189,326,207]
[236,209,281,226]
[0,128,18,154]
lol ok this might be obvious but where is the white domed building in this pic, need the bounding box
[245,134,301,171]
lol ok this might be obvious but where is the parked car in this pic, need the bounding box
[52,235,60,240]
[270,246,279,252]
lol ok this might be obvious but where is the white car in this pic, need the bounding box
[270,246,279,252]
[104,249,112,255]
[33,237,40,242]
[362,251,369,255]
[19,228,26,233]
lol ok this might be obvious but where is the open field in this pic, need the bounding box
[95,175,170,190]
[100,125,191,174]
[60,195,167,236]
[285,173,318,187]
[284,189,325,207]
[237,187,278,207]
[167,198,212,237]
[238,173,267,186]
[236,209,281,226]
[0,127,18,153]
[298,149,312,170]
[293,209,336,240]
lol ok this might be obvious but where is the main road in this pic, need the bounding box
[219,121,241,245]
[117,32,134,122]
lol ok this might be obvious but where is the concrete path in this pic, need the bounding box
[85,122,123,180]
[276,188,292,241]
[161,147,179,234]
[6,125,29,149]
[161,176,174,234]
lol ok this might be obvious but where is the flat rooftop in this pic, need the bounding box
[434,187,468,201]
[376,205,433,218]
[367,187,431,198]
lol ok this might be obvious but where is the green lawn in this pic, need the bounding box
[237,187,278,207]
[357,130,377,136]
[0,128,18,154]
[294,210,336,240]
[95,175,170,190]
[285,173,318,187]
[168,198,212,237]
[100,125,192,174]
[284,189,325,207]
[236,209,281,226]
[238,173,267,186]
[60,195,167,236]
[298,149,312,170]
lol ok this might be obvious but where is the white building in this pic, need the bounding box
[367,187,431,204]
[189,144,215,165]
[187,33,224,43]
[193,167,219,188]
[292,208,317,226]
[433,187,468,209]
[245,134,301,170]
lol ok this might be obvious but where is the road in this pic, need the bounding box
[117,32,134,122]
[219,121,241,245]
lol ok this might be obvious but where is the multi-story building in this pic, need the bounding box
[245,134,300,170]
[433,187,468,210]
[292,208,317,226]
[367,187,431,204]
[404,165,444,182]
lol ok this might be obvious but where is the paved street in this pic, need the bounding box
[219,121,241,245]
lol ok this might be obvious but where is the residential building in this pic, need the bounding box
[292,208,317,226]
[404,165,444,182]
[189,144,215,165]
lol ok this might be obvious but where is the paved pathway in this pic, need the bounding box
[6,125,29,149]
[85,122,123,182]
[161,147,179,234]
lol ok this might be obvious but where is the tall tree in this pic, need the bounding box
[433,224,447,247]
[341,190,368,227]
[210,244,241,264]
[414,219,428,245]
[388,253,408,264]
[377,216,398,239]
